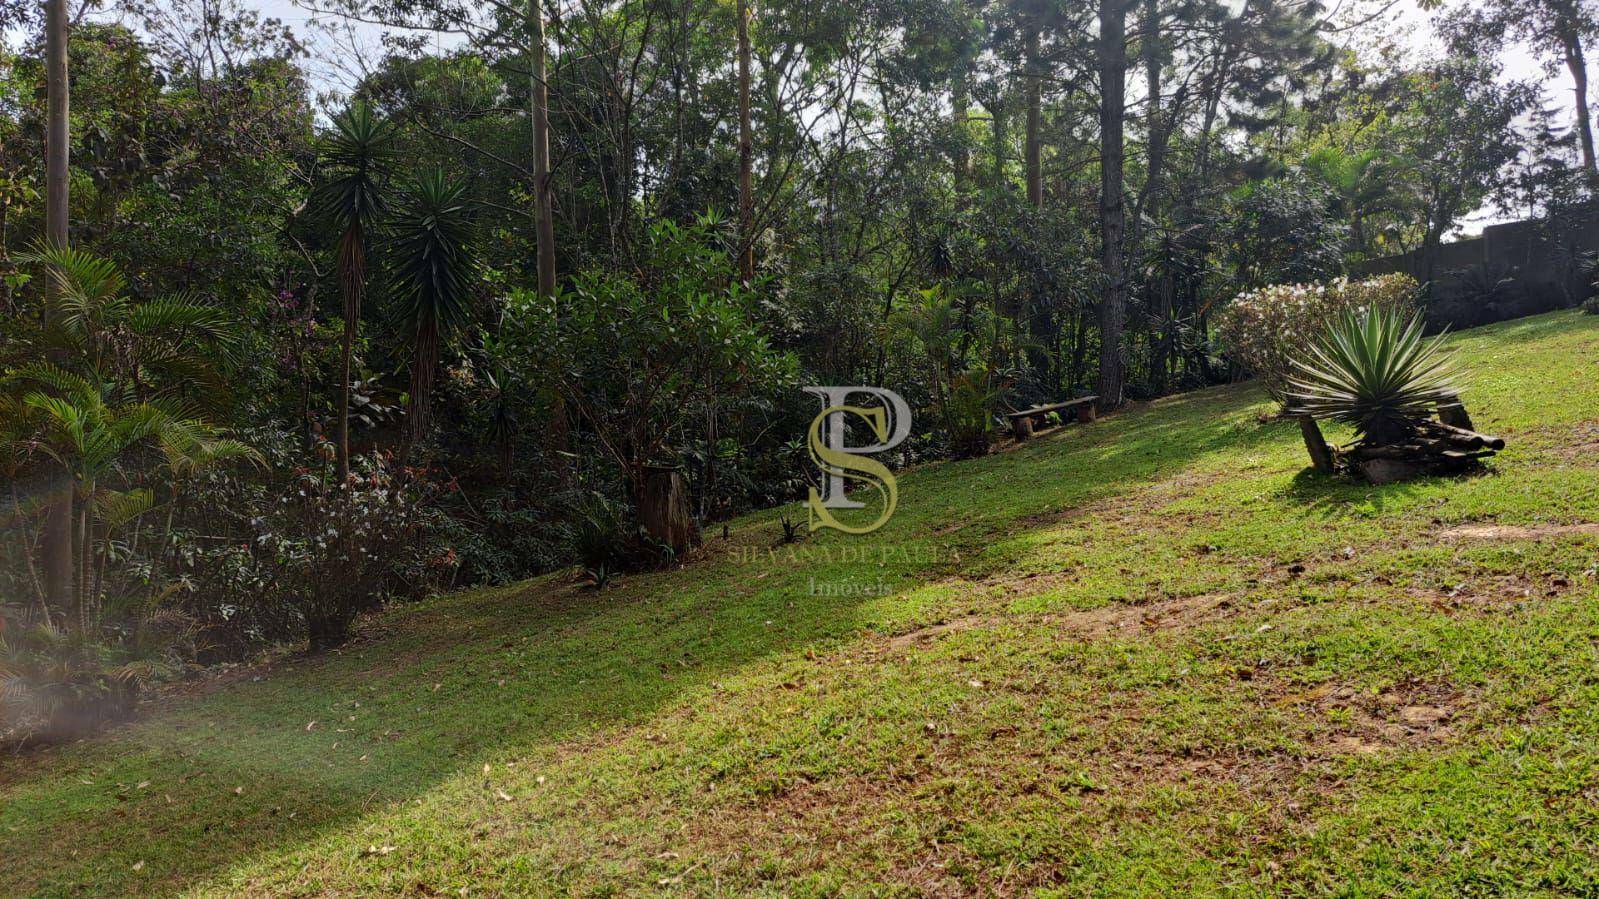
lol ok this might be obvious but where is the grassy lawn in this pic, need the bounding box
[5,310,1599,896]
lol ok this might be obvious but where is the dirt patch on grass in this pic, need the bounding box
[1417,571,1582,614]
[1011,469,1228,533]
[1270,679,1470,755]
[879,592,1241,653]
[1440,522,1599,541]
[1514,419,1599,459]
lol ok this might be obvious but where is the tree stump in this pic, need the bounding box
[640,465,698,556]
[1298,415,1335,474]
[1437,392,1476,431]
[1011,415,1034,441]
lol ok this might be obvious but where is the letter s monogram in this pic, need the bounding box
[806,405,899,534]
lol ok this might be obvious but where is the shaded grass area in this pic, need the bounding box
[4,311,1599,895]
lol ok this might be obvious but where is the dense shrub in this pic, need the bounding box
[1216,273,1420,405]
[258,461,452,649]
[501,217,797,554]
[0,619,171,745]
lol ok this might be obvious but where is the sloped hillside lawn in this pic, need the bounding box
[6,311,1599,896]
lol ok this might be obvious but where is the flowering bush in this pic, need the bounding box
[164,446,456,654]
[1216,274,1420,405]
[252,460,452,649]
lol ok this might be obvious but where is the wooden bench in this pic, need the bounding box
[1006,396,1099,441]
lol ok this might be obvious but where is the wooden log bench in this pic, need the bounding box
[1006,396,1099,441]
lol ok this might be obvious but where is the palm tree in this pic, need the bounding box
[17,245,242,405]
[312,102,397,484]
[388,169,481,458]
[9,368,242,633]
[7,248,250,626]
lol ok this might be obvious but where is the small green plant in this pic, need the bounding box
[1288,308,1459,445]
[570,493,631,589]
[586,561,614,590]
[779,511,801,543]
[0,620,171,745]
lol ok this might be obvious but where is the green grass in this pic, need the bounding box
[6,310,1599,896]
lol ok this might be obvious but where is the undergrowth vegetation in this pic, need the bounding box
[2,311,1598,894]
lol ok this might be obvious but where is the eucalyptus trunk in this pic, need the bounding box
[530,0,570,467]
[42,0,74,614]
[952,75,971,199]
[530,0,556,297]
[736,0,755,285]
[1559,22,1598,182]
[1024,27,1043,210]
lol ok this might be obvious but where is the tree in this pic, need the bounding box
[1435,0,1599,181]
[504,217,794,529]
[1391,61,1540,286]
[528,0,556,298]
[737,0,756,285]
[1096,0,1129,409]
[6,246,249,630]
[312,102,397,484]
[388,169,481,456]
[41,0,73,613]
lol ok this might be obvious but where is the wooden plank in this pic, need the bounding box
[1005,396,1101,420]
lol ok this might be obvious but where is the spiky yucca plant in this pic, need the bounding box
[1288,308,1459,446]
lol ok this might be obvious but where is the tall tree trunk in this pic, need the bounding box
[335,222,364,485]
[43,0,74,615]
[531,0,556,298]
[1022,29,1050,384]
[952,74,971,199]
[402,317,440,461]
[1097,0,1129,411]
[987,98,1007,196]
[1142,0,1168,396]
[76,479,92,635]
[736,0,755,285]
[530,0,570,467]
[1140,0,1164,213]
[1560,24,1598,182]
[1024,27,1043,209]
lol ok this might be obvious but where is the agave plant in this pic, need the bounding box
[1288,308,1459,446]
[387,168,481,457]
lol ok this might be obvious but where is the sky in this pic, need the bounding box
[184,0,1566,96]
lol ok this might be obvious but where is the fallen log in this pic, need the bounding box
[1416,419,1504,451]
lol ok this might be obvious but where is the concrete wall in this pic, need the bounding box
[1352,206,1599,329]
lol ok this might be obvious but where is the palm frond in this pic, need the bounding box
[312,101,399,229]
[94,488,155,530]
[387,168,481,338]
[16,243,128,309]
[127,296,244,360]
